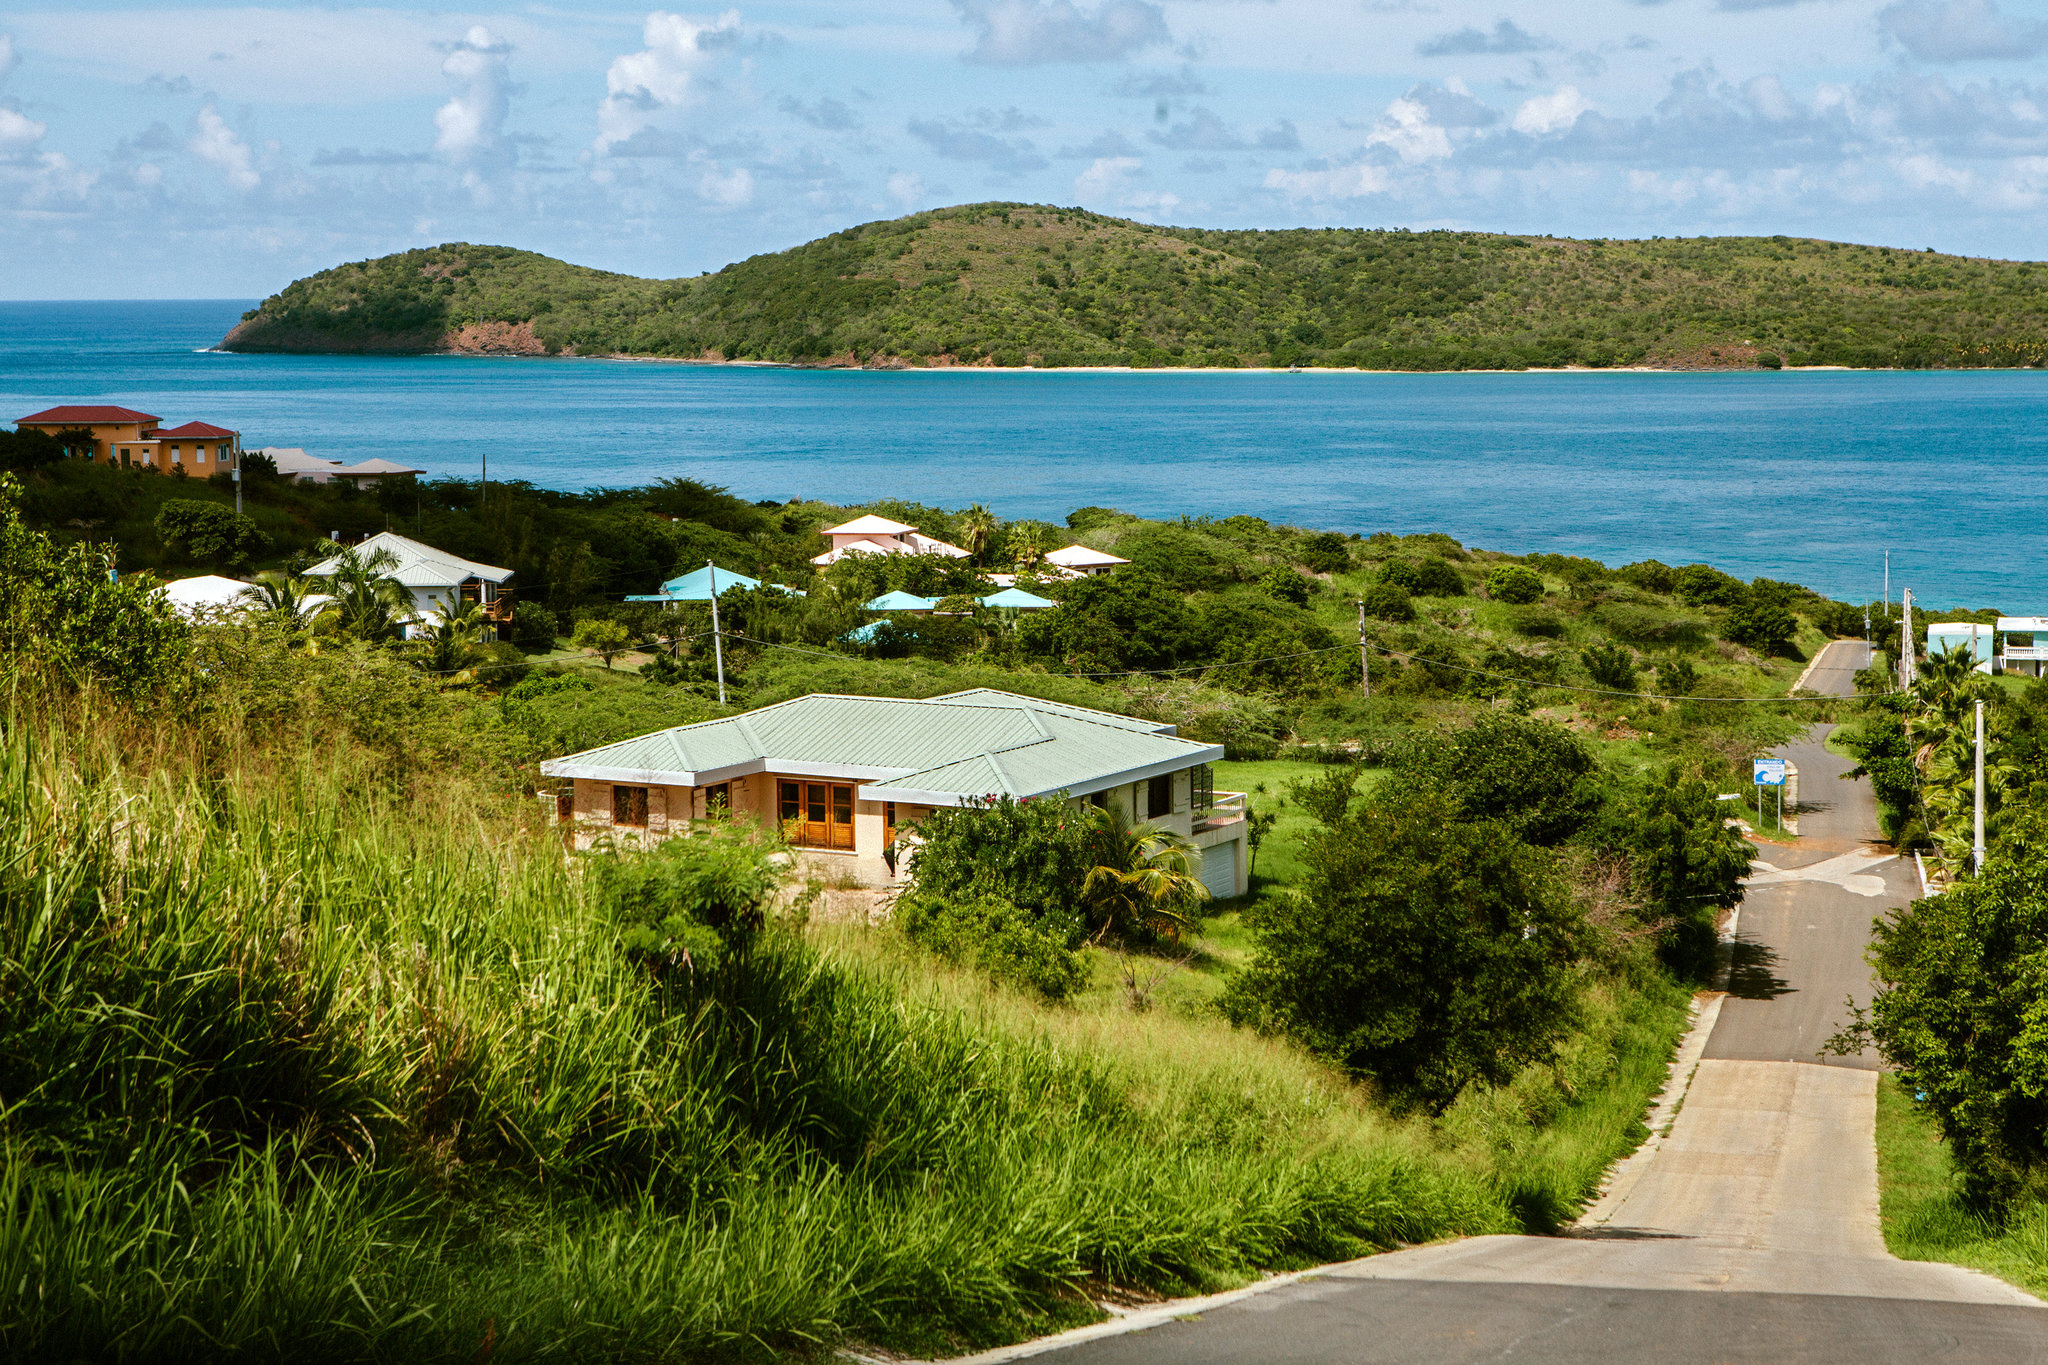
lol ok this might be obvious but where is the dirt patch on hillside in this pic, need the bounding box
[441,320,552,355]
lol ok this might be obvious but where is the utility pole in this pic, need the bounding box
[480,448,487,514]
[1900,588,1916,688]
[1974,699,1986,875]
[232,441,242,516]
[1356,599,1370,698]
[1884,550,1889,619]
[706,560,727,705]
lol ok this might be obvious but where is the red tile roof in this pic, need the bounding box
[16,405,161,426]
[155,421,238,439]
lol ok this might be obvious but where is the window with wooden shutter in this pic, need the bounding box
[1147,773,1172,819]
[612,785,648,827]
[1189,764,1213,816]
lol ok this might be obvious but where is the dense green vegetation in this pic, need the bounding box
[1832,634,2048,1284]
[222,204,2048,370]
[0,481,1715,1361]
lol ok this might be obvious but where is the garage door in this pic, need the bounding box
[1199,840,1239,900]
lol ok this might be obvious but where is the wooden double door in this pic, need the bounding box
[780,781,854,850]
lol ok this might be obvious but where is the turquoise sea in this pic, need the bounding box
[3,298,2043,610]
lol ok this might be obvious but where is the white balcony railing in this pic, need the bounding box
[1199,791,1248,822]
[2002,646,2048,662]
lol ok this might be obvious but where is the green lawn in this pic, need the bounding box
[1874,1074,2048,1297]
[1213,758,1382,892]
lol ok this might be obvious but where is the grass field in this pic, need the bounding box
[1874,1075,2048,1297]
[0,691,1694,1363]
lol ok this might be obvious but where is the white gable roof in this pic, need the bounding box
[825,514,919,536]
[161,575,252,617]
[1046,544,1129,569]
[305,531,512,589]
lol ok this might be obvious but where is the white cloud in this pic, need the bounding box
[434,26,514,167]
[1878,0,2048,62]
[1367,97,1453,163]
[1513,86,1594,136]
[1263,162,1390,200]
[1075,152,1140,194]
[697,164,754,204]
[595,10,741,156]
[189,105,259,190]
[886,170,925,206]
[953,0,1170,65]
[0,106,45,156]
[1073,153,1177,213]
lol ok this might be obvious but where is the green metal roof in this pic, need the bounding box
[538,688,1218,803]
[864,590,939,611]
[979,587,1055,610]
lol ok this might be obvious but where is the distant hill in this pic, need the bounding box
[222,203,2048,371]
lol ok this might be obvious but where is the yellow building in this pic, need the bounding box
[14,405,241,475]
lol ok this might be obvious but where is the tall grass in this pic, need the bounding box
[1874,1074,2048,1296]
[0,693,1685,1362]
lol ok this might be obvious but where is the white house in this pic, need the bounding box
[161,574,253,620]
[1926,622,1995,674]
[539,688,1250,897]
[1998,618,2048,677]
[1044,544,1129,577]
[260,447,426,487]
[811,515,971,567]
[305,531,513,638]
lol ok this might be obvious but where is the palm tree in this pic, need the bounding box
[317,545,412,645]
[412,603,488,678]
[1079,801,1209,941]
[237,571,327,633]
[1007,523,1049,573]
[960,504,999,566]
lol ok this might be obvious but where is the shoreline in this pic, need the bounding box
[205,347,1991,376]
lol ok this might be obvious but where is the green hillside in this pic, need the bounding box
[223,203,2048,370]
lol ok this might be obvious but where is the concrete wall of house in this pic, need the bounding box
[564,773,926,889]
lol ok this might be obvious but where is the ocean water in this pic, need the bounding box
[3,298,2043,610]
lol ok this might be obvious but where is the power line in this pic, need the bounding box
[717,628,1889,705]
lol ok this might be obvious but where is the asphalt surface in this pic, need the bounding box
[988,640,2048,1365]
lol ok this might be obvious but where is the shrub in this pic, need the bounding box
[1360,581,1415,622]
[1859,812,2048,1205]
[1485,564,1546,605]
[1396,710,1597,846]
[154,499,265,569]
[1655,657,1699,696]
[897,892,1090,999]
[1382,556,1464,597]
[592,825,781,974]
[511,600,561,649]
[471,640,531,688]
[1260,567,1314,606]
[1507,605,1566,637]
[1675,563,1745,608]
[572,617,633,668]
[1724,585,1798,654]
[1014,570,1199,671]
[903,795,1090,937]
[1618,560,1676,594]
[1580,641,1638,692]
[1584,767,1752,977]
[1225,788,1588,1110]
[1297,531,1351,575]
[1592,603,1708,649]
[1,478,189,698]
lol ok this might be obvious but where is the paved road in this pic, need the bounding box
[998,639,2048,1364]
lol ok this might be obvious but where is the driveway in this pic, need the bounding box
[970,640,2048,1364]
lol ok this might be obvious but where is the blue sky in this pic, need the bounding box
[3,0,2046,296]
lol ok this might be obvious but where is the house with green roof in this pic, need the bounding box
[538,688,1248,895]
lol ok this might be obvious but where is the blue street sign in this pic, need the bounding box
[1753,758,1787,787]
